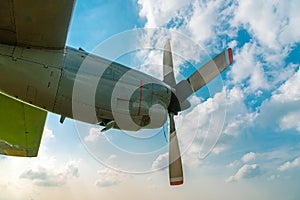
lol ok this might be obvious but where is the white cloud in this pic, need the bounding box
[230,0,300,93]
[136,0,299,82]
[233,1,279,49]
[226,164,261,183]
[211,145,226,155]
[95,168,128,187]
[152,152,168,171]
[43,127,55,141]
[219,87,254,137]
[227,160,240,168]
[272,68,300,102]
[222,112,256,137]
[177,90,227,158]
[133,29,205,80]
[20,160,79,187]
[278,1,300,44]
[186,1,237,48]
[257,67,300,130]
[138,0,236,48]
[167,86,256,168]
[136,0,299,93]
[189,95,203,107]
[228,42,269,91]
[180,87,244,137]
[242,152,256,163]
[187,1,218,43]
[84,127,104,142]
[228,40,238,49]
[280,111,300,132]
[227,152,256,169]
[138,0,189,28]
[138,50,163,79]
[278,157,300,171]
[233,0,300,50]
[135,0,236,81]
[182,143,203,168]
[37,127,56,155]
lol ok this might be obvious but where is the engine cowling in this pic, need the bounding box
[128,83,171,129]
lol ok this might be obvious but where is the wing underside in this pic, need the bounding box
[0,0,75,49]
[0,92,47,157]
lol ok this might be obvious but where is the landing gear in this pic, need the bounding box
[97,119,115,132]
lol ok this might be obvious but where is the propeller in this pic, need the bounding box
[163,40,184,186]
[162,40,233,186]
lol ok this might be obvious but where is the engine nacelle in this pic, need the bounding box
[110,82,171,131]
[129,83,170,129]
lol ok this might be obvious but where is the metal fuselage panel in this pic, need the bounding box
[0,44,63,110]
[0,44,171,130]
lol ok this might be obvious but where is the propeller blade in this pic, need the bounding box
[175,48,233,103]
[169,112,184,186]
[163,40,191,113]
[163,40,176,88]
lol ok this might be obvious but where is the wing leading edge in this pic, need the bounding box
[0,0,75,49]
[0,92,47,157]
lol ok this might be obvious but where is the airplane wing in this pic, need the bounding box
[0,0,75,49]
[0,92,47,157]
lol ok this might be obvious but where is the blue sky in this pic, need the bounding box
[1,0,300,199]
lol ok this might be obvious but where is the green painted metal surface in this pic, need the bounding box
[0,92,47,157]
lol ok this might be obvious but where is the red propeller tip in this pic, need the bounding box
[170,180,184,186]
[170,177,184,186]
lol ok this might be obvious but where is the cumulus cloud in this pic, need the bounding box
[152,152,168,171]
[29,127,56,158]
[171,86,254,166]
[233,1,279,49]
[187,1,219,43]
[135,0,234,79]
[95,168,128,187]
[176,89,228,161]
[182,87,246,137]
[280,111,300,132]
[242,152,256,163]
[211,145,226,155]
[136,0,299,91]
[133,29,205,80]
[257,67,300,131]
[187,1,236,47]
[84,127,105,142]
[226,164,261,183]
[43,127,55,141]
[228,42,269,91]
[20,160,79,187]
[230,0,300,92]
[227,152,256,168]
[136,0,299,86]
[227,160,240,168]
[138,0,189,28]
[272,68,300,102]
[278,157,300,171]
[233,0,300,49]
